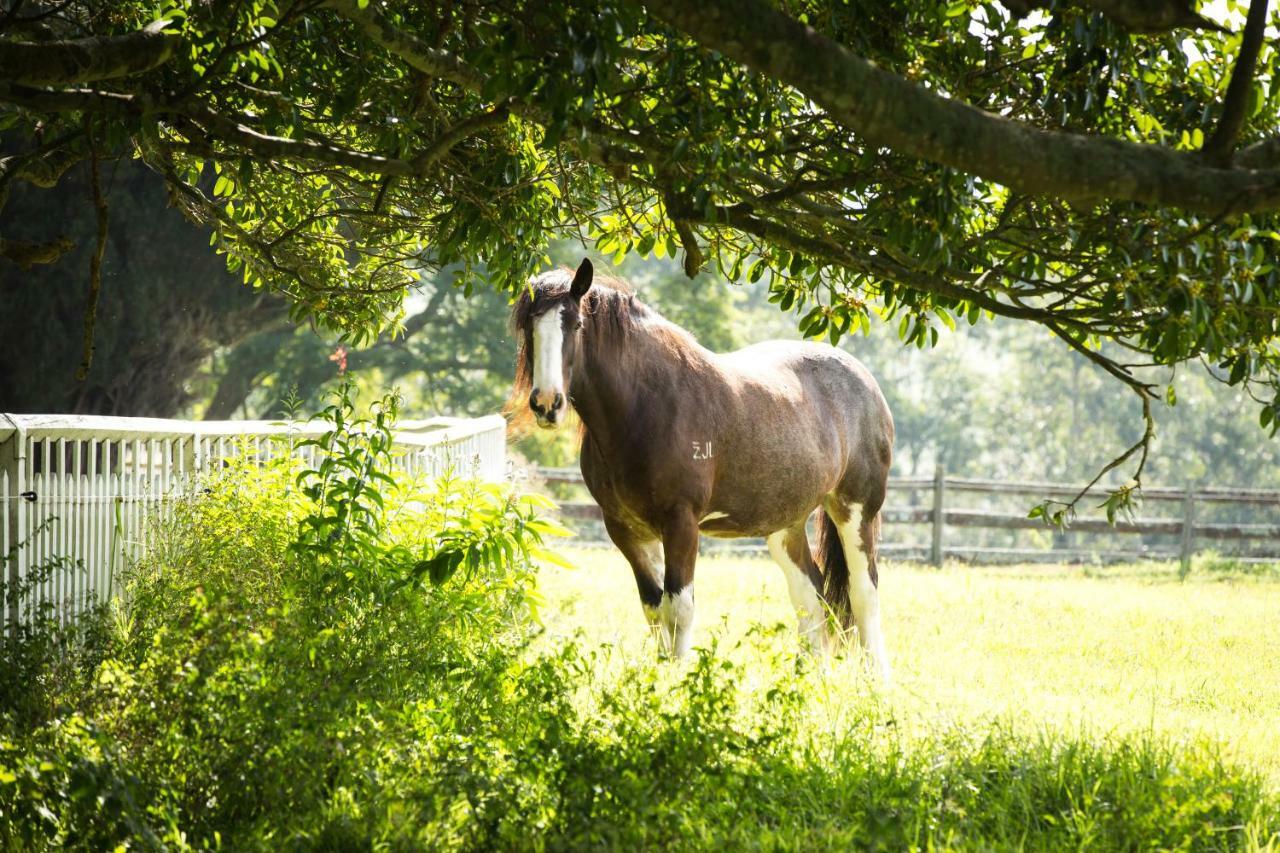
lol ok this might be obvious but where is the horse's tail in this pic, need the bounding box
[815,510,854,632]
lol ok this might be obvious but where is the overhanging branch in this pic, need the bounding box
[321,0,485,90]
[1202,0,1270,166]
[643,0,1280,215]
[1004,0,1226,32]
[0,83,504,179]
[0,236,74,268]
[322,0,634,171]
[1237,136,1280,169]
[0,19,179,86]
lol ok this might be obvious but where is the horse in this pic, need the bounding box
[510,259,894,678]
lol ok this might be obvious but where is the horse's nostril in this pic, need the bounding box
[529,389,544,415]
[553,392,564,410]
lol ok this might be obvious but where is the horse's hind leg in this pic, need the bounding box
[602,515,666,651]
[826,497,891,681]
[766,522,830,656]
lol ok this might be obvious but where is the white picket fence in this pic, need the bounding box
[1,413,507,627]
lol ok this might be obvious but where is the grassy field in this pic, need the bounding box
[538,547,1280,788]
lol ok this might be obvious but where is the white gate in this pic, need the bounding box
[1,413,507,626]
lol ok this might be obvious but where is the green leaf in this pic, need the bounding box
[530,546,576,569]
[417,550,465,586]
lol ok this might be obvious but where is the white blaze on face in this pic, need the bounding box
[532,307,566,400]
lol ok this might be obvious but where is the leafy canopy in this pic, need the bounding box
[2,0,1279,505]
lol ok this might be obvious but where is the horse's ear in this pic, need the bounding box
[569,258,593,300]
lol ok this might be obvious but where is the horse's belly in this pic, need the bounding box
[697,505,818,538]
[697,466,832,538]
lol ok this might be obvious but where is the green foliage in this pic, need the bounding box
[290,383,404,589]
[0,386,563,848]
[0,529,109,733]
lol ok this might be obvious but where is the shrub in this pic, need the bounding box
[0,386,568,849]
[0,537,111,731]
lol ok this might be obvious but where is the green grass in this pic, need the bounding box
[539,548,1280,790]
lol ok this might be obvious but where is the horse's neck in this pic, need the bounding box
[572,318,703,453]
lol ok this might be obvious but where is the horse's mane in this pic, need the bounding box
[507,266,691,435]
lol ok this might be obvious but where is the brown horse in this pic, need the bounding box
[511,259,894,677]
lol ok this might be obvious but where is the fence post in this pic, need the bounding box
[1179,489,1196,577]
[1,424,24,633]
[931,463,945,568]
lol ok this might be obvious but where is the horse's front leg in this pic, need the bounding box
[660,508,700,659]
[602,515,666,650]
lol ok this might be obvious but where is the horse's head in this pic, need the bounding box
[510,258,594,429]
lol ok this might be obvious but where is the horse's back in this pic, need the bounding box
[717,340,891,436]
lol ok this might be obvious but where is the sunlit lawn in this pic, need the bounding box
[537,547,1280,786]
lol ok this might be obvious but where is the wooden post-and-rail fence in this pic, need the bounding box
[532,465,1280,569]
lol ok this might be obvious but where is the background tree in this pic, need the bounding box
[197,267,519,419]
[0,156,283,414]
[2,0,1279,515]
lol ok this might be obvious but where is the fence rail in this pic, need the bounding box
[534,465,1280,566]
[2,413,507,628]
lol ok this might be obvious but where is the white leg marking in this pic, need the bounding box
[835,503,891,683]
[531,307,565,394]
[766,531,830,657]
[658,587,695,659]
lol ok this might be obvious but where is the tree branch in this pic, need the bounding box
[0,83,145,114]
[643,0,1280,215]
[321,0,485,90]
[672,218,703,278]
[322,0,636,169]
[693,201,1086,328]
[0,141,83,189]
[1202,0,1270,166]
[0,235,74,268]
[407,102,510,172]
[1237,135,1280,169]
[75,120,108,382]
[183,107,422,175]
[0,80,507,179]
[0,19,179,86]
[1004,0,1226,32]
[0,131,84,209]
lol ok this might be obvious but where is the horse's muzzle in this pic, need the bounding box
[530,389,565,428]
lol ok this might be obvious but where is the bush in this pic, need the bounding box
[0,386,567,849]
[0,539,111,732]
